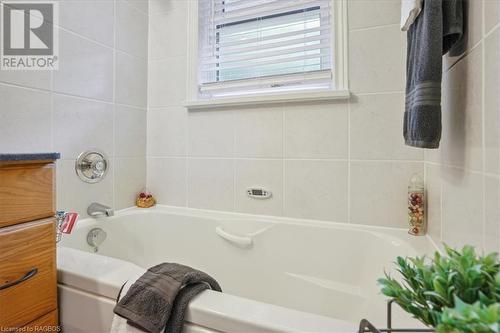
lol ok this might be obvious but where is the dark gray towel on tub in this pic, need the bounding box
[404,0,464,148]
[113,263,222,333]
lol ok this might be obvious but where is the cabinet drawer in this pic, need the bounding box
[0,162,55,228]
[21,309,58,332]
[0,219,57,329]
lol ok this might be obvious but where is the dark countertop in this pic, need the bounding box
[0,152,61,161]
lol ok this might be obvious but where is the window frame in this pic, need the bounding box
[185,0,349,110]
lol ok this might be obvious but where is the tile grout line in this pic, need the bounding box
[481,5,487,252]
[353,90,405,96]
[112,0,117,209]
[184,104,189,207]
[50,60,55,155]
[55,4,149,61]
[0,81,147,110]
[424,161,489,176]
[423,161,427,235]
[484,20,500,39]
[439,163,443,244]
[184,111,189,208]
[349,23,400,33]
[282,105,286,217]
[124,0,149,16]
[148,156,427,164]
[146,0,153,204]
[148,54,187,64]
[232,111,236,212]
[347,94,351,224]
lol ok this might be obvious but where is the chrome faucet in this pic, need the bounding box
[87,202,114,218]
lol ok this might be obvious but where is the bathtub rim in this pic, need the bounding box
[57,246,357,333]
[71,204,440,254]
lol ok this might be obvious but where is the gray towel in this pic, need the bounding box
[114,263,222,333]
[404,0,464,148]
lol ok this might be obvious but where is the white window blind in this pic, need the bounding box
[198,0,333,98]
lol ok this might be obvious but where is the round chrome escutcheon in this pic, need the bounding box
[75,150,109,183]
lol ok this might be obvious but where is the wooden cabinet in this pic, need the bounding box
[21,310,58,332]
[0,158,59,331]
[0,219,57,328]
[0,161,55,228]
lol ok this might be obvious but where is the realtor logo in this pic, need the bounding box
[1,1,58,70]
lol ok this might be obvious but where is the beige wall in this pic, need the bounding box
[425,0,500,252]
[147,0,426,228]
[0,0,149,217]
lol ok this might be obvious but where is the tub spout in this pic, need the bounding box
[87,202,114,218]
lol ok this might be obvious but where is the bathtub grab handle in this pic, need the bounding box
[215,226,253,247]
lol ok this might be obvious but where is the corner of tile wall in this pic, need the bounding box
[0,0,149,218]
[424,0,500,252]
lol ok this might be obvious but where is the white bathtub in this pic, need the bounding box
[57,206,437,333]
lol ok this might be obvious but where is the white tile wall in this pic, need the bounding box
[484,0,500,34]
[0,0,148,218]
[284,102,348,159]
[425,2,500,253]
[234,107,283,158]
[349,24,406,93]
[0,66,51,90]
[284,160,348,222]
[54,29,114,101]
[188,110,234,157]
[350,161,423,227]
[149,4,187,59]
[350,93,422,160]
[441,168,484,249]
[148,0,186,15]
[347,0,400,30]
[115,52,148,107]
[59,0,115,47]
[114,157,147,210]
[484,27,500,174]
[484,176,500,252]
[147,107,187,157]
[187,158,235,211]
[425,163,442,242]
[125,0,149,15]
[0,85,52,153]
[148,57,187,107]
[115,105,147,157]
[441,46,483,172]
[147,157,187,206]
[53,94,114,159]
[1,0,496,248]
[116,0,148,59]
[146,0,426,227]
[143,0,499,244]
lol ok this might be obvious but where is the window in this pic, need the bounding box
[187,0,348,107]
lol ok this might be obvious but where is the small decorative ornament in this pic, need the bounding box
[136,189,156,208]
[408,174,426,236]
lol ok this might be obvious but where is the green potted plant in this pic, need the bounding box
[378,245,500,332]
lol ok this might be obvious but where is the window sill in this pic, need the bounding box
[183,89,351,110]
